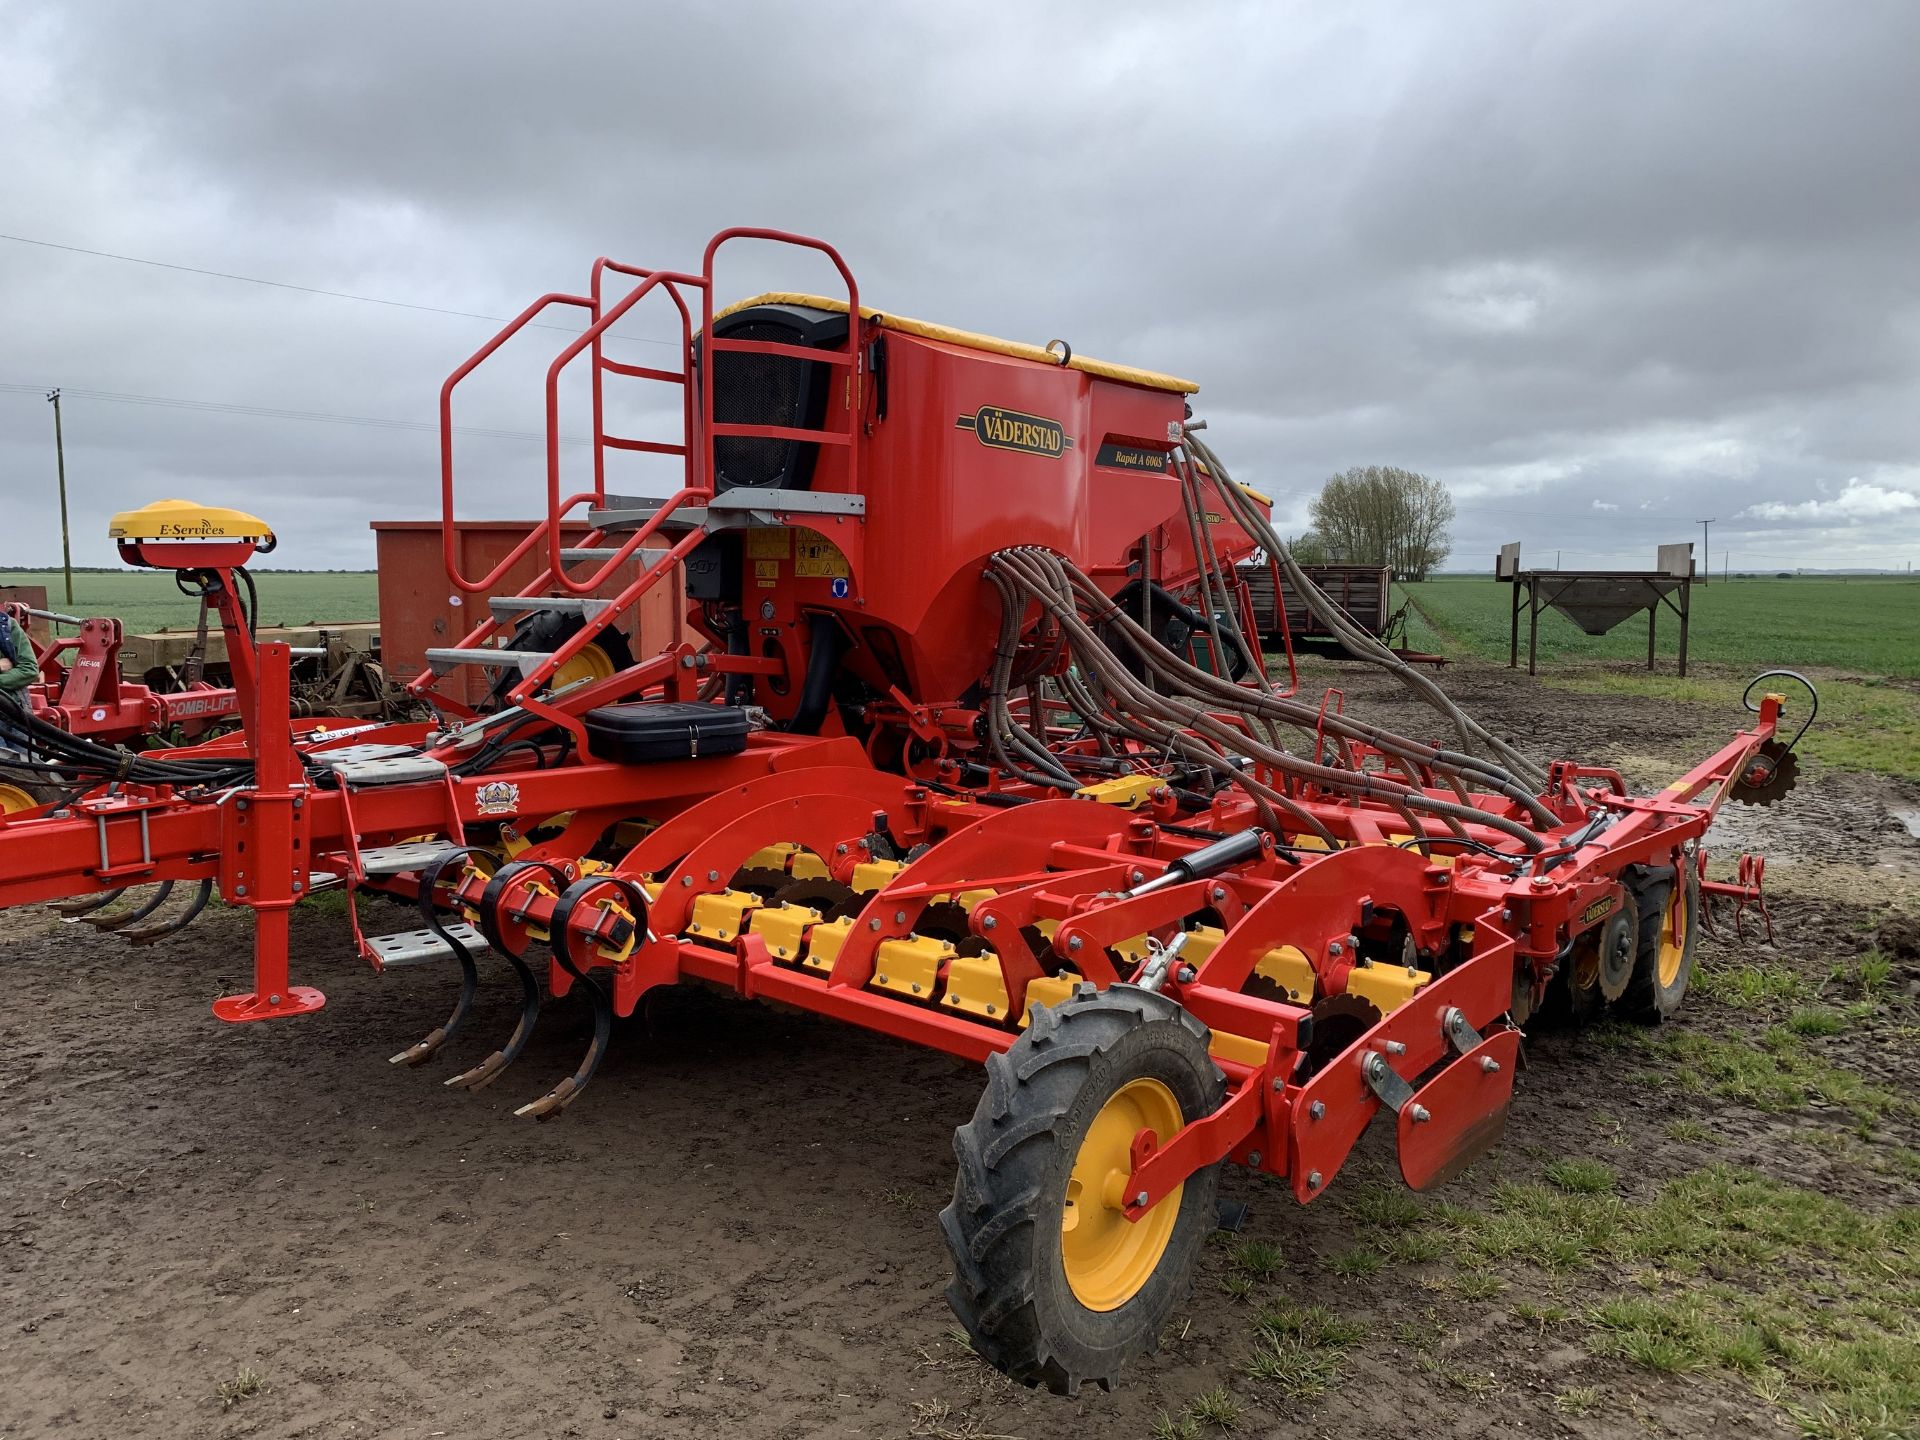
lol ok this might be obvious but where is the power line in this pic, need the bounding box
[0,381,594,446]
[0,232,677,347]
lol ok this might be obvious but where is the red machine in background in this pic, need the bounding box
[0,228,1808,1396]
[6,603,241,750]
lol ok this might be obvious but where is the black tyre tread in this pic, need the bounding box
[938,983,1225,1396]
[1618,863,1696,1023]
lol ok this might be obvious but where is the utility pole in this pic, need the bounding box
[1696,518,1714,586]
[47,388,73,605]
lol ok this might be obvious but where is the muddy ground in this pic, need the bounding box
[3,660,1917,1440]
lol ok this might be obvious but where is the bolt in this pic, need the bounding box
[877,973,888,984]
[982,915,997,930]
[237,798,249,811]
[1272,1077,1286,1093]
[1480,1056,1501,1073]
[1409,1104,1431,1124]
[836,843,848,855]
[1247,1150,1261,1167]
[1176,964,1197,984]
[1307,1170,1322,1191]
[911,983,921,993]
[1309,1100,1326,1120]
[1132,1190,1149,1208]
[985,1004,996,1015]
[1501,908,1514,923]
[235,884,248,897]
[1531,874,1552,889]
[1328,940,1344,957]
[707,869,719,883]
[679,654,694,669]
[1210,886,1225,903]
[894,910,906,924]
[292,881,303,893]
[1384,1040,1407,1056]
[1067,935,1083,953]
[681,876,693,888]
[268,993,282,1005]
[1130,869,1145,885]
[869,918,881,931]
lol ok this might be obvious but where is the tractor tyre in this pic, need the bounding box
[1617,864,1699,1024]
[0,761,65,814]
[940,983,1225,1396]
[483,609,634,712]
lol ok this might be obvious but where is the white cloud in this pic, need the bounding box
[1591,499,1619,511]
[1742,478,1920,521]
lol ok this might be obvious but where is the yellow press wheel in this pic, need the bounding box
[1619,862,1699,1023]
[940,984,1225,1395]
[1061,1077,1185,1310]
[0,782,41,814]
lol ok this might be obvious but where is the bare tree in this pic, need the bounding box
[1307,466,1454,580]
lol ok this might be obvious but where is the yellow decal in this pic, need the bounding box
[753,559,780,580]
[746,528,791,558]
[795,537,851,579]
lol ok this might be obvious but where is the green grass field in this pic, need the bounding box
[1403,576,1920,780]
[1,570,377,634]
[1402,575,1920,678]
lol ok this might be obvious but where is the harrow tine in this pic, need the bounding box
[444,859,569,1093]
[513,968,609,1121]
[388,846,493,1068]
[443,945,541,1091]
[511,875,646,1122]
[52,888,126,919]
[123,879,214,946]
[82,881,174,932]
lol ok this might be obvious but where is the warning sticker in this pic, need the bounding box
[746,528,791,558]
[753,559,780,580]
[795,537,851,579]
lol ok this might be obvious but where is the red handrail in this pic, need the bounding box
[699,228,860,494]
[439,293,593,595]
[545,268,709,594]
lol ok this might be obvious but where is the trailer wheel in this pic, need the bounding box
[940,984,1224,1395]
[483,609,634,711]
[0,764,63,814]
[1618,865,1698,1023]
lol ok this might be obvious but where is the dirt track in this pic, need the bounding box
[3,661,1917,1439]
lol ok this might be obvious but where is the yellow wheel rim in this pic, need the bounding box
[1658,885,1689,987]
[0,783,38,815]
[1060,1077,1184,1311]
[551,644,616,690]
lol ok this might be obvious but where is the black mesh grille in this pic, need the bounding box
[712,319,813,490]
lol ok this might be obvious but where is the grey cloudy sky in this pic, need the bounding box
[3,1,1917,573]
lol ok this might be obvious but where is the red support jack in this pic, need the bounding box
[212,641,325,1023]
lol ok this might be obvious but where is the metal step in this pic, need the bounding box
[559,546,664,567]
[366,921,484,969]
[486,596,612,621]
[587,496,708,533]
[329,753,449,786]
[425,646,550,678]
[355,840,457,877]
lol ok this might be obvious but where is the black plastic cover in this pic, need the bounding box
[582,702,750,764]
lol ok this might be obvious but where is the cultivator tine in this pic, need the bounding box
[388,847,493,1068]
[511,875,647,1122]
[512,965,609,1121]
[123,879,214,946]
[82,881,174,932]
[52,888,126,919]
[443,859,568,1093]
